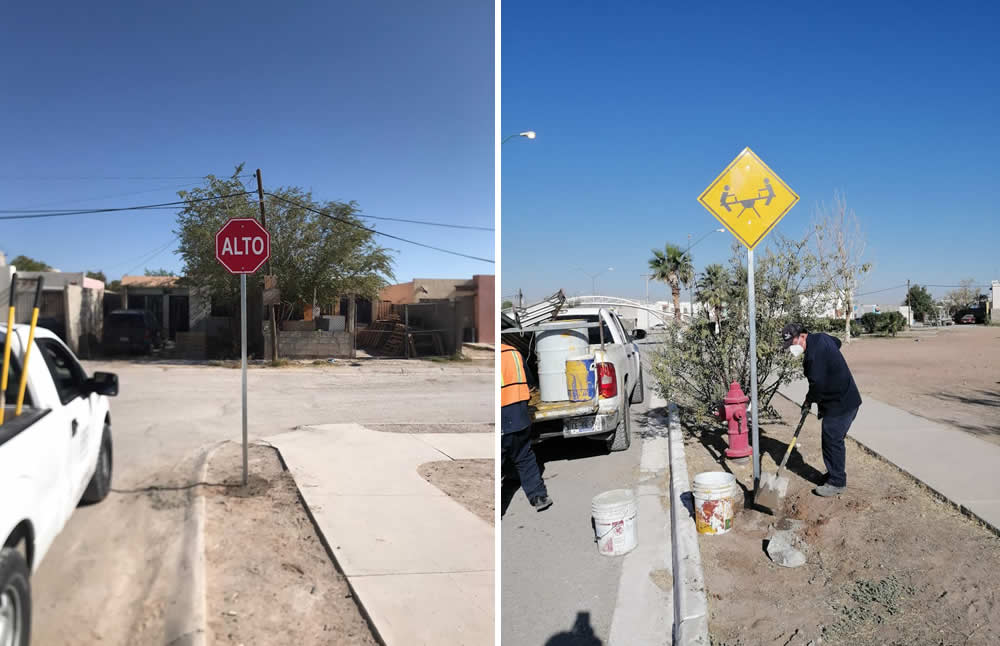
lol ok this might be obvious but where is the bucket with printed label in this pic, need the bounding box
[592,489,638,556]
[692,471,737,535]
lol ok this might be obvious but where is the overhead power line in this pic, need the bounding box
[264,192,494,264]
[0,174,255,181]
[354,212,492,231]
[0,192,254,220]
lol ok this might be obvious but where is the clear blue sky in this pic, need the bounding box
[502,1,1000,307]
[1,1,493,282]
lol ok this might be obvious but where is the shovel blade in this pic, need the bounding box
[755,472,788,513]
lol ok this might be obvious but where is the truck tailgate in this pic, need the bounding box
[529,391,598,421]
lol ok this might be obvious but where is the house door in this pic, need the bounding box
[169,295,189,340]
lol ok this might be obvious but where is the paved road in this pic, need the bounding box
[31,360,492,646]
[500,347,658,646]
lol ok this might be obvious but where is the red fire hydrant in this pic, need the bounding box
[716,381,752,460]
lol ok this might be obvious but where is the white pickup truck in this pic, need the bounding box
[0,325,118,646]
[502,306,645,452]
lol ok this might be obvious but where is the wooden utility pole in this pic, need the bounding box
[256,168,279,361]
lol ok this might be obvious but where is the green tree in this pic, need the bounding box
[696,263,729,333]
[175,164,395,323]
[904,284,934,322]
[859,312,879,334]
[879,311,906,336]
[650,235,833,423]
[108,280,122,292]
[86,270,107,283]
[501,300,513,310]
[648,243,694,322]
[144,268,175,277]
[10,255,51,271]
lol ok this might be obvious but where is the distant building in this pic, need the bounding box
[378,275,494,344]
[0,260,104,356]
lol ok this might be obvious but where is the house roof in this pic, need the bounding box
[121,275,181,288]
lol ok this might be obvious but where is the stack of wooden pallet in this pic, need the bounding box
[357,317,406,355]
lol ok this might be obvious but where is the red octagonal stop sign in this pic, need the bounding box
[216,218,270,274]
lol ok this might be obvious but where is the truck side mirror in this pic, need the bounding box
[89,372,119,397]
[632,329,647,340]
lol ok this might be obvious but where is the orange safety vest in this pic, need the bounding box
[500,344,530,407]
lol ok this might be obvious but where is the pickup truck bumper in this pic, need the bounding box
[533,408,621,441]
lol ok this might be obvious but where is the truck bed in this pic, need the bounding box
[529,389,598,421]
[0,407,51,448]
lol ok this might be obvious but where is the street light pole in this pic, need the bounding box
[679,228,725,317]
[502,131,537,144]
[580,267,613,294]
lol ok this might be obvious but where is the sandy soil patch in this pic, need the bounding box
[204,443,377,645]
[683,394,1000,646]
[418,458,495,526]
[841,325,1000,444]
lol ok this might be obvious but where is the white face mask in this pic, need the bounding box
[788,344,804,358]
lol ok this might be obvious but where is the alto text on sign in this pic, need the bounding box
[215,218,270,274]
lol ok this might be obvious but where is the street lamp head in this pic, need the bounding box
[716,228,725,233]
[521,131,536,139]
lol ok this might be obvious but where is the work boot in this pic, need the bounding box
[814,484,846,497]
[530,495,553,511]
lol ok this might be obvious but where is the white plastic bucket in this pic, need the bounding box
[692,471,737,535]
[592,489,638,556]
[536,323,589,401]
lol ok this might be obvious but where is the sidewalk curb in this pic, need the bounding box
[667,403,710,645]
[173,440,226,646]
[775,390,1000,538]
[607,393,673,645]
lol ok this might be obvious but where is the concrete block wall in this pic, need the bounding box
[264,326,353,359]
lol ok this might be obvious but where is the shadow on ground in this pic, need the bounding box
[926,389,1000,438]
[544,611,603,646]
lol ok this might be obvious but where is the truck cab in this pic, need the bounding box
[0,325,118,646]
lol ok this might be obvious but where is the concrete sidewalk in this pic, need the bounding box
[780,378,1000,531]
[266,424,494,646]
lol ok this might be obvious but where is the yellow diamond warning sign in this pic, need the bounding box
[698,148,799,249]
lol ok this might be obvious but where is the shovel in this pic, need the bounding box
[755,407,809,512]
[14,276,43,417]
[0,273,17,425]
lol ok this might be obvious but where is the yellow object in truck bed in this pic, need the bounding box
[529,389,599,421]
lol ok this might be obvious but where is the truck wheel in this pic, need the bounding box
[607,395,632,452]
[630,368,645,405]
[0,548,30,646]
[81,423,113,504]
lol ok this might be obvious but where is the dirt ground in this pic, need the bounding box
[204,443,377,646]
[684,394,1000,646]
[840,325,1000,444]
[418,458,495,526]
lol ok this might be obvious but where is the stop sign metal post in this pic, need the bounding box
[216,218,270,485]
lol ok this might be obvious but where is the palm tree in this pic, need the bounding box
[648,243,694,322]
[697,263,729,333]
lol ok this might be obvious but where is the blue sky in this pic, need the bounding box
[502,1,1000,306]
[0,1,493,283]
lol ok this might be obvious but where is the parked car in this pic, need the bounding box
[960,313,976,324]
[1,324,119,645]
[502,306,645,452]
[102,309,163,354]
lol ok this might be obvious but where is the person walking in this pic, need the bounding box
[501,343,552,511]
[781,323,863,497]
